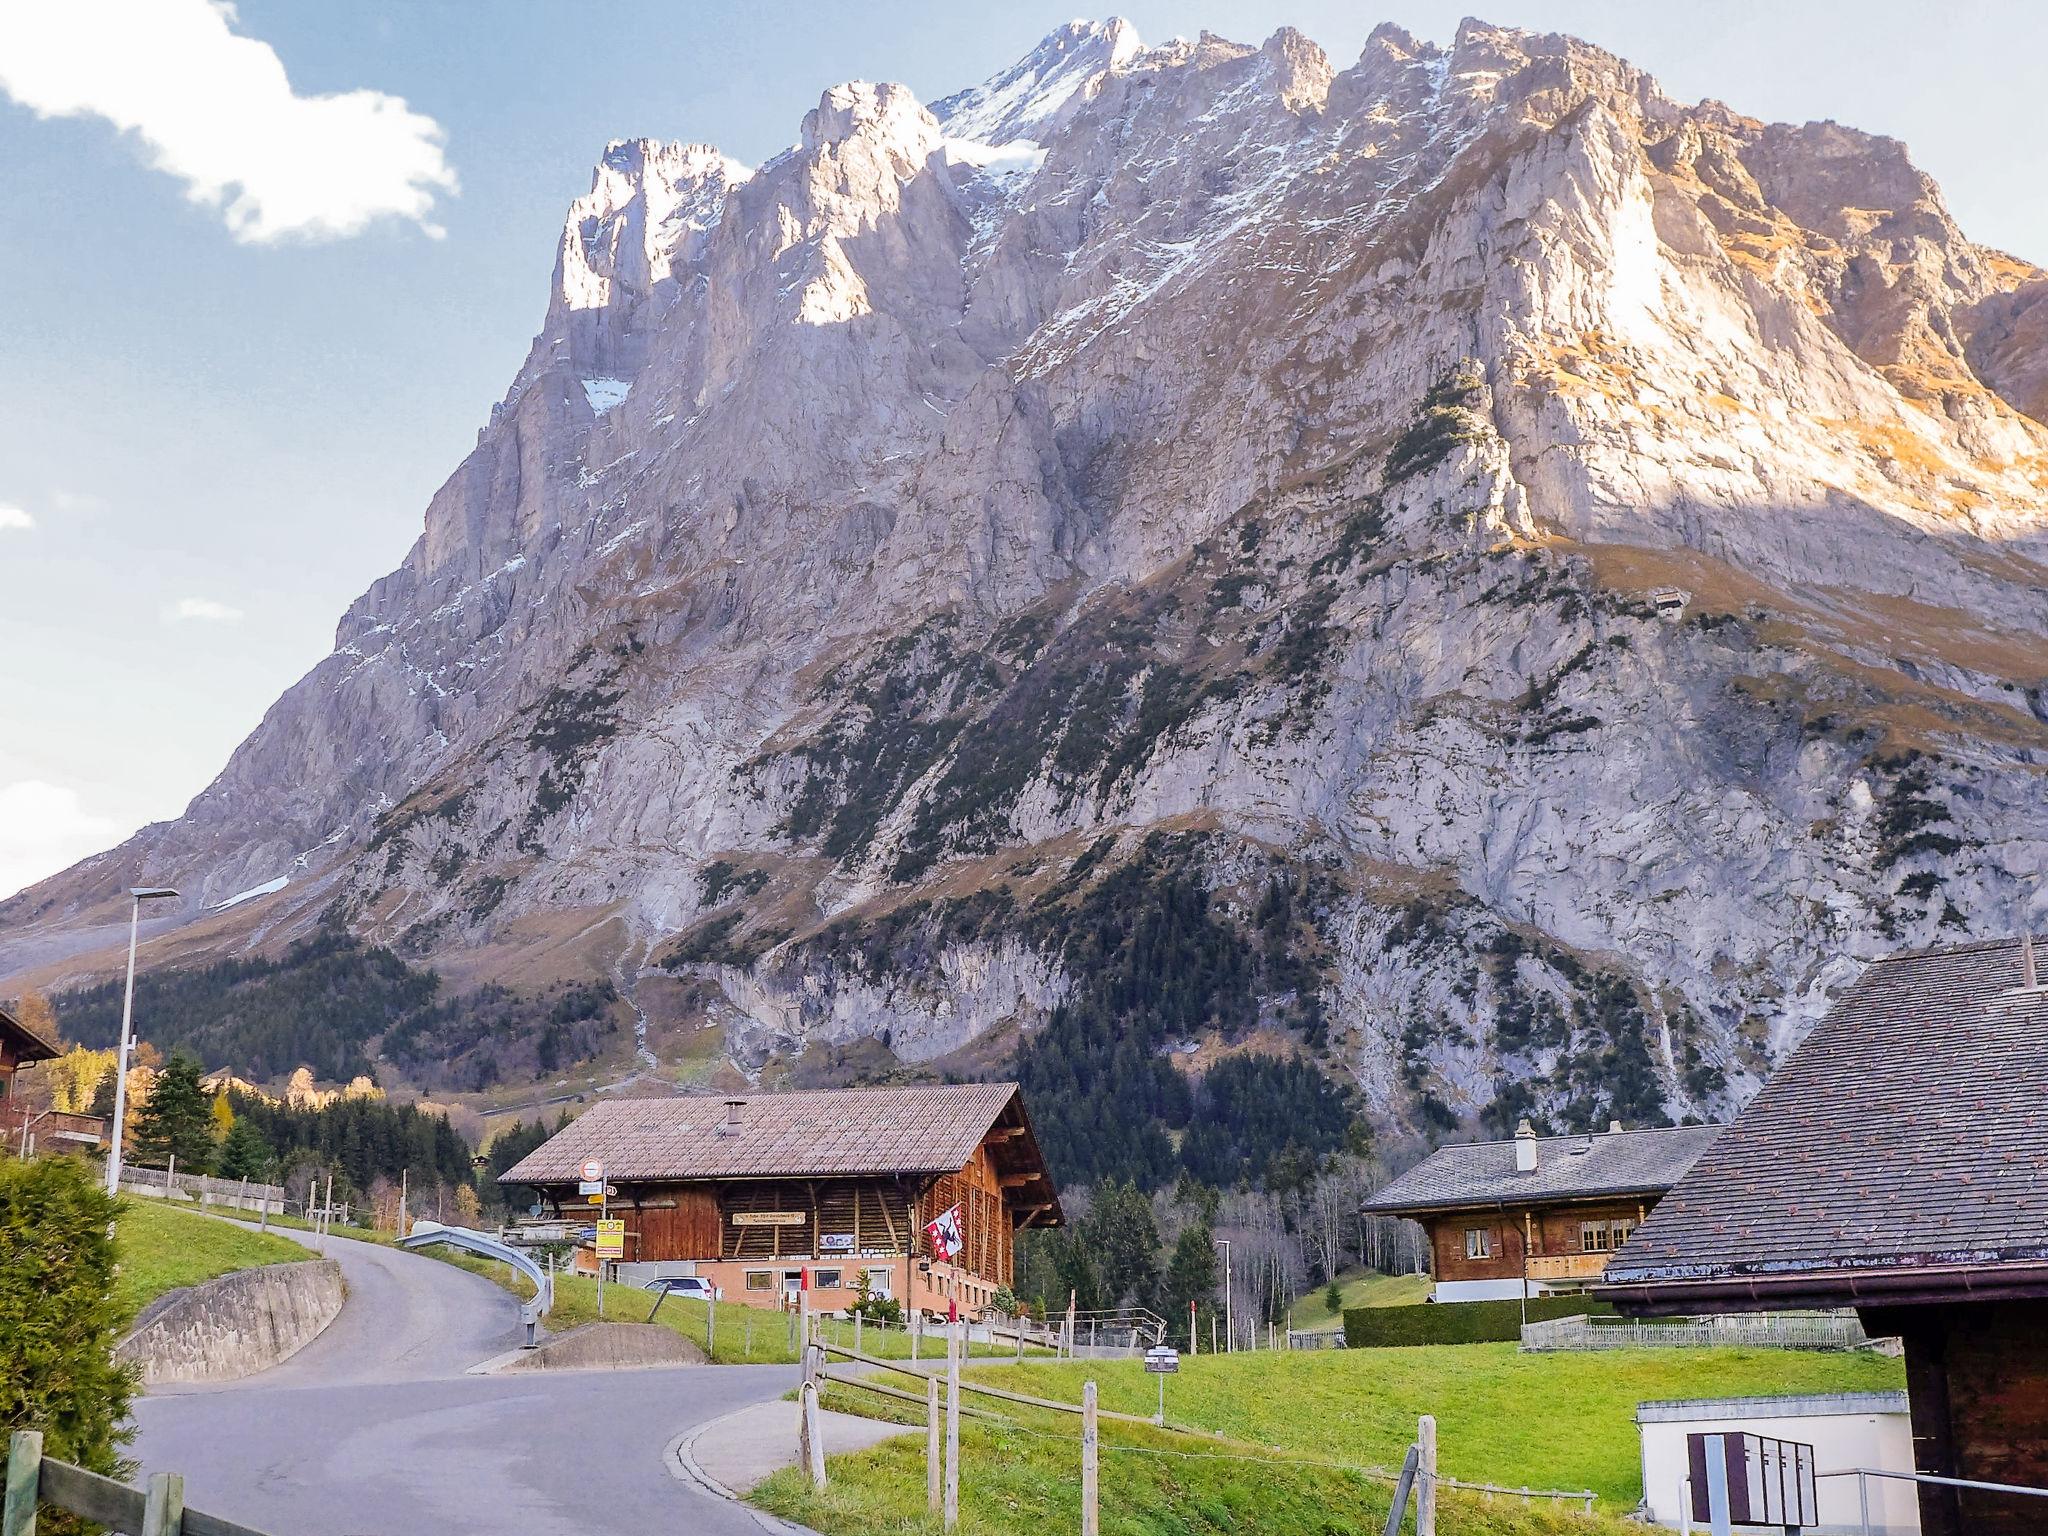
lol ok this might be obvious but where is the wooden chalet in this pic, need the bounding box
[1601,936,2048,1536]
[0,1001,58,1103]
[499,1082,1062,1316]
[1362,1120,1719,1302]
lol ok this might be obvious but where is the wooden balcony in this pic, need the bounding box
[1524,1251,1611,1283]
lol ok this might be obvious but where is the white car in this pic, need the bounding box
[642,1274,720,1302]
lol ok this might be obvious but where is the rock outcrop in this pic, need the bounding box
[7,19,2046,1137]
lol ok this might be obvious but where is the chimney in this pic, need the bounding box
[1514,1119,1538,1173]
[2024,932,2040,991]
[719,1098,745,1135]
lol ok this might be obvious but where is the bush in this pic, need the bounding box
[0,1157,136,1474]
[1341,1294,1613,1347]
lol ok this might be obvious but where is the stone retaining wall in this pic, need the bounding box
[117,1259,344,1386]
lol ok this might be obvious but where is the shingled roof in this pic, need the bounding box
[1603,937,2048,1311]
[500,1082,1061,1221]
[1361,1123,1721,1215]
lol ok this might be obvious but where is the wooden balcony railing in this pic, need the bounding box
[1524,1251,1611,1282]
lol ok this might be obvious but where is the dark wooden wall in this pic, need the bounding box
[1871,1300,2048,1536]
[1427,1199,1656,1284]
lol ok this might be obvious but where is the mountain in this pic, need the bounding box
[8,19,2047,1179]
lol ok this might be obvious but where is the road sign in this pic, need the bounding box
[579,1159,605,1197]
[1144,1346,1180,1374]
[578,1181,603,1196]
[596,1219,625,1259]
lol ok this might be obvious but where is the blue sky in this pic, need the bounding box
[2,0,2043,899]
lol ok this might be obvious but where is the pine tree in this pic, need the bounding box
[215,1117,273,1181]
[129,1053,217,1172]
[1160,1215,1218,1325]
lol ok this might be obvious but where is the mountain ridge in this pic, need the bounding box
[7,16,2046,1163]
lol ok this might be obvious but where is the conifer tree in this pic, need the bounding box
[129,1053,216,1172]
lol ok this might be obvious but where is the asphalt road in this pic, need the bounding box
[130,1230,803,1536]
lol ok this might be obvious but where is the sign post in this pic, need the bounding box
[1144,1344,1180,1425]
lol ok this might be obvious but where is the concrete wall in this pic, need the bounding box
[1636,1392,1918,1534]
[118,1259,344,1387]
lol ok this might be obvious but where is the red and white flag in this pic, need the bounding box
[925,1203,964,1262]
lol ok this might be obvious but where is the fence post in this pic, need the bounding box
[855,1310,862,1358]
[944,1318,961,1529]
[801,1381,826,1491]
[4,1430,43,1536]
[1417,1414,1437,1536]
[1081,1380,1099,1536]
[927,1376,942,1515]
[141,1471,184,1536]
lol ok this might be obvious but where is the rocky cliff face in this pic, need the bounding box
[9,19,2047,1148]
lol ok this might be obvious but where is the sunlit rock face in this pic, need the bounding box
[9,18,2046,1132]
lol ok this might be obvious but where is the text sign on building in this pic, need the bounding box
[595,1219,626,1259]
[1144,1346,1180,1375]
[820,1232,856,1251]
[732,1211,807,1226]
[1687,1432,1816,1528]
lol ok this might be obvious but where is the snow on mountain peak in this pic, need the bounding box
[933,17,1141,146]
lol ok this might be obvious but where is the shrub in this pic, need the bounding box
[0,1157,136,1475]
[1341,1294,1613,1347]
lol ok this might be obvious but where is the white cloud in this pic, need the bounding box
[0,781,121,901]
[0,0,457,244]
[0,504,32,531]
[166,597,243,623]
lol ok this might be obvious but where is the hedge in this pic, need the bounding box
[1341,1294,1615,1347]
[0,1156,135,1475]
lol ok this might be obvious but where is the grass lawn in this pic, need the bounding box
[440,1252,1042,1366]
[754,1341,1904,1535]
[113,1196,309,1323]
[1288,1267,1432,1327]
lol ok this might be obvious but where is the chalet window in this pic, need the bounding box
[863,1269,893,1296]
[813,1268,844,1289]
[1580,1221,1610,1252]
[1463,1227,1492,1260]
[744,1270,776,1291]
[1609,1220,1633,1248]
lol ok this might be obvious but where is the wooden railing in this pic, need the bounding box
[4,1430,272,1536]
[1523,1251,1611,1282]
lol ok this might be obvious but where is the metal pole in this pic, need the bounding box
[105,895,143,1196]
[1857,1471,1870,1536]
[1081,1380,1099,1536]
[1216,1238,1232,1353]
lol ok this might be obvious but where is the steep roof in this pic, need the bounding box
[0,1002,59,1064]
[1361,1124,1722,1215]
[1604,937,2048,1310]
[500,1082,1062,1222]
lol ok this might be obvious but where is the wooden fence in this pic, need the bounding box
[802,1322,1594,1532]
[5,1430,273,1536]
[1519,1309,1872,1352]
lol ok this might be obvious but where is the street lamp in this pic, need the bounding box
[105,886,179,1196]
[1214,1237,1232,1353]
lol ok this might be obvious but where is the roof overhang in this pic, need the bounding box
[1600,1259,2048,1316]
[1362,1186,1677,1219]
[0,1006,60,1064]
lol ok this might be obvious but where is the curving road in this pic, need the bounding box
[130,1229,803,1535]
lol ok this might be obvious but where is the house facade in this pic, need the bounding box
[1601,936,2048,1536]
[499,1082,1062,1317]
[1363,1121,1720,1302]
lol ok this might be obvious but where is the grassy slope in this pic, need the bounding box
[113,1197,309,1323]
[754,1342,1903,1536]
[1288,1267,1431,1327]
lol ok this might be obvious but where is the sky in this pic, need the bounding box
[2,0,2044,901]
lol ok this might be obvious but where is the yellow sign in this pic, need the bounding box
[596,1219,626,1258]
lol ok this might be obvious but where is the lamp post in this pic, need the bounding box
[105,886,179,1196]
[1214,1237,1232,1353]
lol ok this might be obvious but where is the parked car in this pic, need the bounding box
[641,1274,720,1302]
